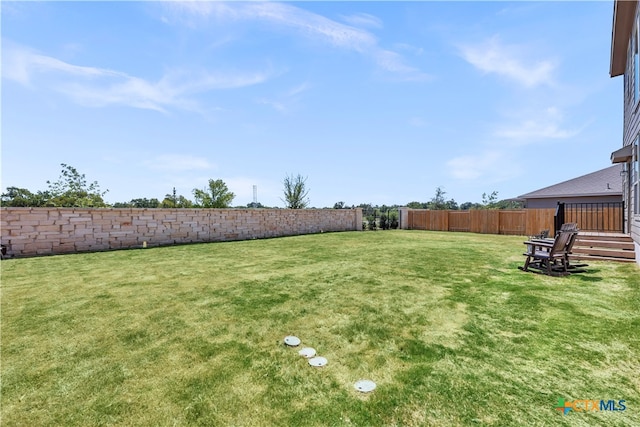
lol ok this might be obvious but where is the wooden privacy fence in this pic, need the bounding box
[406,209,556,236]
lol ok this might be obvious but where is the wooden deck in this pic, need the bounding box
[571,232,636,262]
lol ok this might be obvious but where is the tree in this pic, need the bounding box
[443,196,459,210]
[481,191,499,209]
[161,188,193,208]
[132,198,160,208]
[176,195,194,208]
[366,210,378,230]
[406,201,428,209]
[46,163,108,207]
[379,212,389,230]
[282,173,309,209]
[460,201,482,210]
[357,203,375,216]
[193,179,235,208]
[427,186,448,210]
[1,187,50,207]
[333,201,346,209]
[113,198,160,208]
[494,199,524,209]
[162,187,179,208]
[389,210,399,229]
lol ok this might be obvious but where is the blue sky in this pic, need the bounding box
[1,1,622,208]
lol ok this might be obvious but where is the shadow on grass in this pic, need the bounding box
[571,274,603,282]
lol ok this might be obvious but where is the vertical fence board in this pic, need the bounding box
[525,209,556,236]
[430,211,449,231]
[469,210,483,233]
[498,211,525,235]
[470,210,499,234]
[448,211,470,232]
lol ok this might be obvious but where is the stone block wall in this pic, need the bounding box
[0,208,363,258]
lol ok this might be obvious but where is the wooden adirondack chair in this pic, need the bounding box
[530,229,549,239]
[558,222,578,235]
[520,230,575,276]
[558,223,585,268]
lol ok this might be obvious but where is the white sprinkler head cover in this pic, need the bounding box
[354,379,377,393]
[308,356,328,367]
[284,336,301,347]
[298,347,316,358]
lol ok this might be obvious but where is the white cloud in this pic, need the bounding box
[144,154,215,172]
[252,3,375,52]
[2,43,124,86]
[458,36,555,87]
[165,2,376,51]
[257,98,287,113]
[394,43,425,56]
[163,2,428,80]
[2,42,273,113]
[339,12,383,29]
[493,106,585,142]
[494,120,578,141]
[160,1,238,26]
[257,81,311,113]
[287,82,311,97]
[373,50,430,81]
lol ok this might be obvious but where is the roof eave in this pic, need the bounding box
[611,144,634,163]
[610,0,638,77]
[520,193,623,200]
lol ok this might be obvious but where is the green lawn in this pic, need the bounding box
[1,231,638,426]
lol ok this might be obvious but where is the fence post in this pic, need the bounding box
[554,202,565,235]
[355,208,363,231]
[398,207,409,230]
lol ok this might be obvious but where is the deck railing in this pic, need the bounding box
[557,202,625,233]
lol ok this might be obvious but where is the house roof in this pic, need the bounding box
[518,164,623,199]
[610,0,637,77]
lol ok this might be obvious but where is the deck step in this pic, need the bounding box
[574,239,635,250]
[571,247,636,259]
[571,254,637,263]
[570,233,635,263]
[576,233,632,242]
